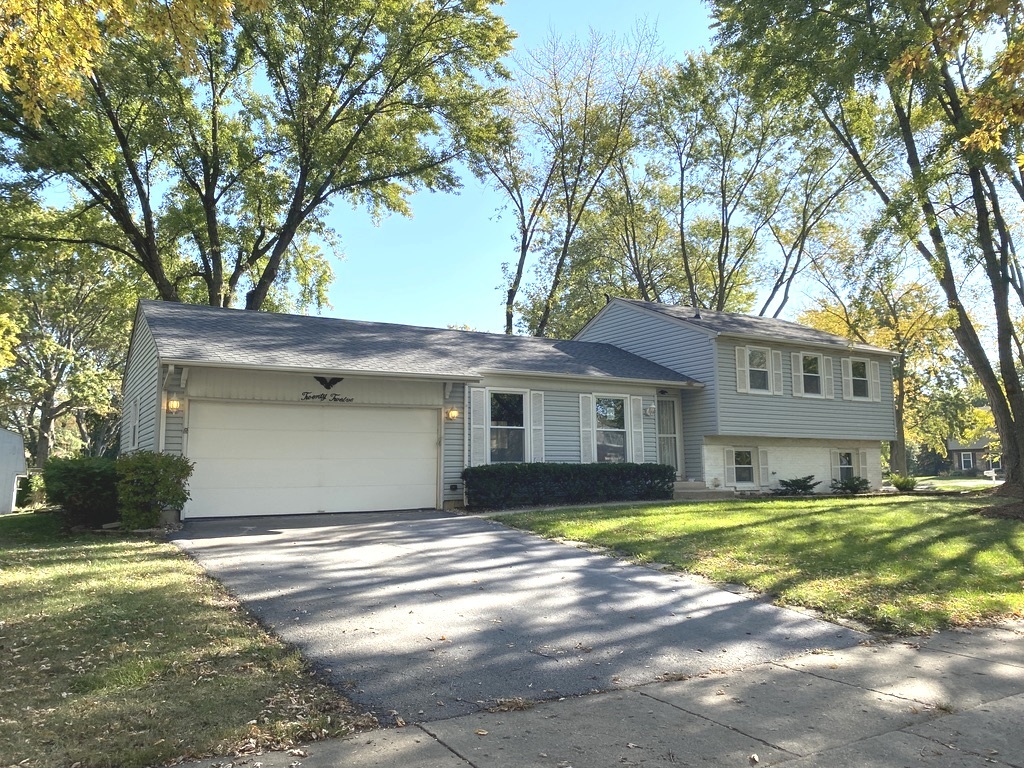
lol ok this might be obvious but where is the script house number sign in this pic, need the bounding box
[302,376,354,403]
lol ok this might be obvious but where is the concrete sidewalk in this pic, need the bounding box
[186,623,1024,768]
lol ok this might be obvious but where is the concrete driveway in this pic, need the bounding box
[172,510,864,725]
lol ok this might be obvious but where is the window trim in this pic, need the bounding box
[725,446,758,488]
[960,451,974,470]
[736,345,783,395]
[487,388,530,464]
[990,455,1002,471]
[593,393,630,464]
[849,357,871,400]
[746,346,772,394]
[801,352,824,397]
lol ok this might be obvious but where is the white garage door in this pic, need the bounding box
[183,402,439,518]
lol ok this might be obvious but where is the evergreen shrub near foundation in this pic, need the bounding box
[462,462,675,510]
[43,456,119,528]
[116,451,194,530]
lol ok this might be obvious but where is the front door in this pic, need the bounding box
[657,398,681,476]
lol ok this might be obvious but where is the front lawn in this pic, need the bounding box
[495,494,1023,635]
[0,512,374,768]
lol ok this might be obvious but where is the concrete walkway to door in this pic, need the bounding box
[172,510,863,726]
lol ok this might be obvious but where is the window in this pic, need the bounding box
[802,354,822,395]
[990,456,1002,471]
[960,451,974,470]
[595,396,627,463]
[732,449,754,484]
[490,392,525,463]
[850,359,869,398]
[748,347,770,392]
[838,451,854,482]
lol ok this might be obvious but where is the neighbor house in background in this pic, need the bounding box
[0,427,27,514]
[947,432,1001,476]
[122,298,896,519]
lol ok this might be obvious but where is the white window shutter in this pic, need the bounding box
[791,353,803,396]
[869,361,881,402]
[724,449,736,485]
[630,396,645,463]
[841,358,853,400]
[830,449,841,483]
[772,350,784,395]
[858,448,869,479]
[735,347,749,393]
[823,356,835,399]
[580,394,595,463]
[759,448,770,486]
[469,387,488,467]
[531,391,545,462]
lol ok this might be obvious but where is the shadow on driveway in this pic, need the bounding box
[172,510,864,725]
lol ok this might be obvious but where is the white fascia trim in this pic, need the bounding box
[475,368,704,389]
[157,358,482,383]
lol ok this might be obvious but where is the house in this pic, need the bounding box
[574,299,895,493]
[0,427,27,514]
[947,433,1001,476]
[122,299,896,519]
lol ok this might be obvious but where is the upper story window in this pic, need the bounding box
[595,396,627,463]
[490,392,525,463]
[850,359,870,398]
[736,346,782,395]
[802,353,823,395]
[792,352,834,398]
[747,347,771,392]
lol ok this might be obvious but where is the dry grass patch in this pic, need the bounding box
[0,512,375,768]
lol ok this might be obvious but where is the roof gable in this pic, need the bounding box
[138,301,700,387]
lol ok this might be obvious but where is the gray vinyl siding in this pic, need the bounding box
[576,301,717,479]
[121,315,160,454]
[442,383,465,502]
[543,390,581,462]
[717,341,896,440]
[162,365,186,456]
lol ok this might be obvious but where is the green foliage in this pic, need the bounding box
[888,474,918,492]
[116,452,194,531]
[771,475,821,496]
[0,0,513,310]
[830,475,871,494]
[42,457,119,528]
[15,473,45,508]
[462,462,675,510]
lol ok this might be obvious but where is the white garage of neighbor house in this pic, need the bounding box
[122,301,700,519]
[0,427,27,515]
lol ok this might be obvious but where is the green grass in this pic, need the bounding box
[0,512,374,768]
[915,475,1004,492]
[495,494,1024,635]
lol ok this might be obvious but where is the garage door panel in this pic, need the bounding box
[184,402,439,518]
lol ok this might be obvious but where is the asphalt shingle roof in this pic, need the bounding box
[139,300,700,386]
[614,299,895,355]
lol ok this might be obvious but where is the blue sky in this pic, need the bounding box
[324,0,713,333]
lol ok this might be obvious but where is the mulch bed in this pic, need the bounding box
[975,500,1024,520]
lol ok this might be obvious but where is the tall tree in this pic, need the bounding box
[0,215,145,465]
[643,52,860,316]
[0,0,512,310]
[714,0,1024,495]
[485,28,655,336]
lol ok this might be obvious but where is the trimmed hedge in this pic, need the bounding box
[462,462,675,510]
[43,456,119,528]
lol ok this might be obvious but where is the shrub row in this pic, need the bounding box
[462,462,675,510]
[43,452,194,531]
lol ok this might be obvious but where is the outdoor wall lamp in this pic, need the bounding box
[166,394,183,414]
[445,406,460,421]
